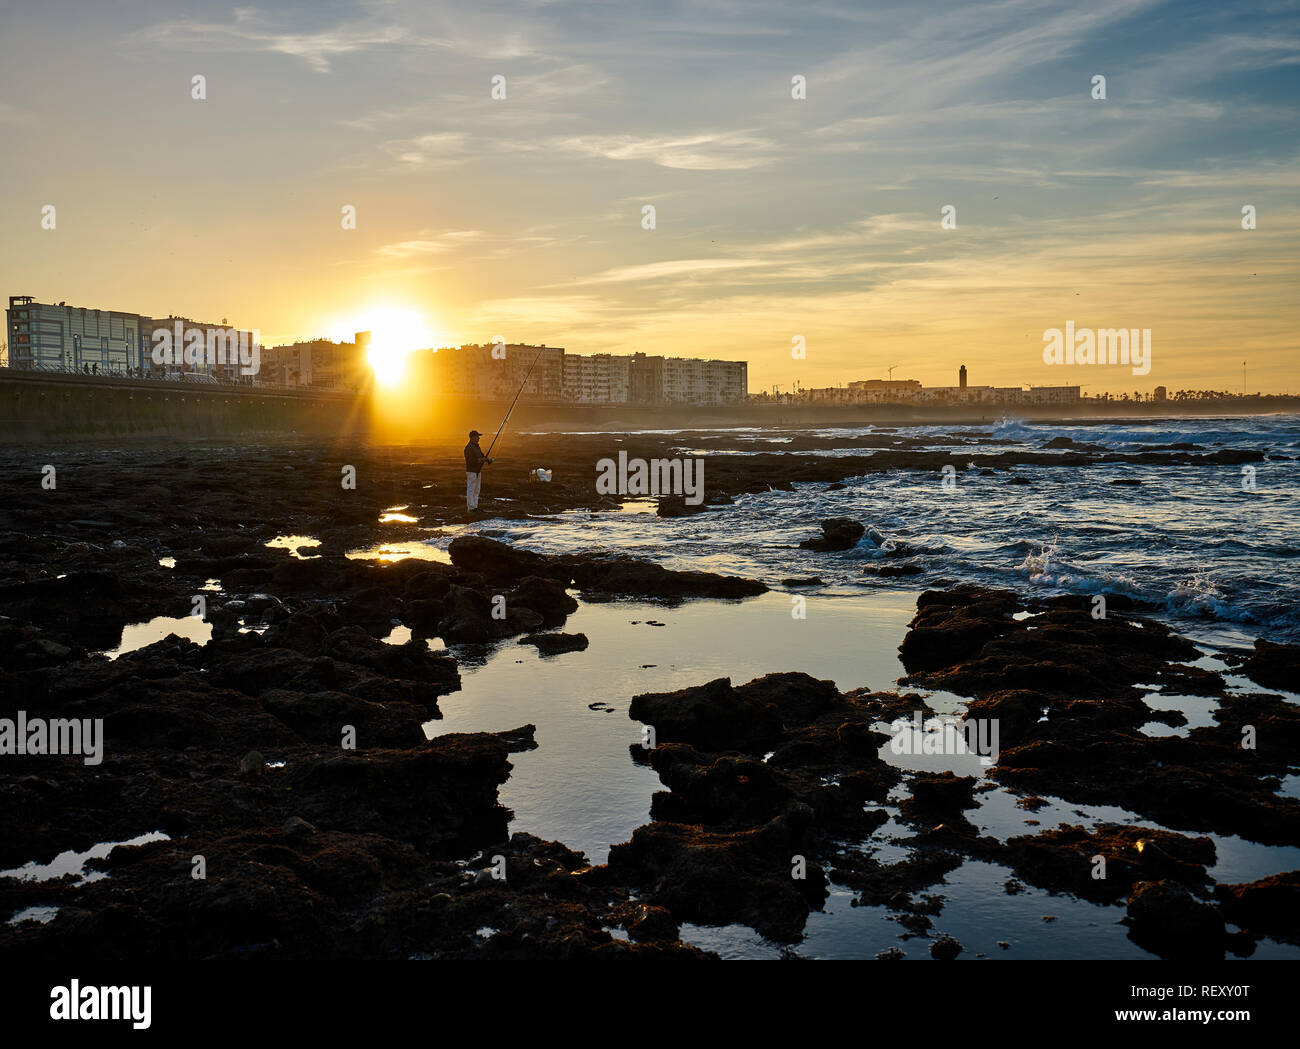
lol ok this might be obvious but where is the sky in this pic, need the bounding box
[1,0,1297,395]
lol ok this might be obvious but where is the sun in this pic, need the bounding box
[357,306,438,387]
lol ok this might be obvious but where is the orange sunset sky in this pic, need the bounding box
[2,0,1297,395]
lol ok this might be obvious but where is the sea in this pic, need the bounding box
[497,414,1300,648]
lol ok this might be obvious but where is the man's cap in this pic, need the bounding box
[469,430,481,438]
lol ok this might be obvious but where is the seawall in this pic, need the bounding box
[3,368,1295,444]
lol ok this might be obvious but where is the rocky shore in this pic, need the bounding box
[0,435,1296,959]
[0,529,763,958]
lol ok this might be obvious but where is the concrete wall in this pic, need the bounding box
[0,370,370,443]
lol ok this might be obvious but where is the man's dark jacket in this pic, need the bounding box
[465,441,488,474]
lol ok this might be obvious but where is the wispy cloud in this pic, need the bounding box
[128,7,439,72]
[378,132,473,167]
[553,131,776,170]
[374,231,484,260]
[576,258,771,284]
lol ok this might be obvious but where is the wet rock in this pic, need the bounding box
[238,750,266,777]
[865,562,925,577]
[0,625,85,670]
[321,626,460,687]
[340,586,402,633]
[286,727,537,855]
[519,632,589,657]
[899,585,1204,697]
[404,599,445,634]
[1214,871,1300,943]
[506,607,545,632]
[798,518,865,552]
[1190,691,1300,763]
[569,557,767,600]
[629,674,823,752]
[402,567,455,601]
[1125,879,1225,958]
[606,809,825,942]
[1044,436,1106,451]
[626,905,679,942]
[898,586,1020,674]
[202,642,457,712]
[262,606,346,655]
[244,593,281,614]
[657,495,709,517]
[616,671,900,943]
[281,816,318,839]
[1240,639,1300,692]
[447,536,565,587]
[506,576,578,628]
[996,726,1300,847]
[1004,823,1215,902]
[964,690,1047,745]
[831,850,964,910]
[902,773,978,814]
[647,747,801,826]
[437,585,515,643]
[260,689,425,747]
[0,570,167,650]
[930,935,963,960]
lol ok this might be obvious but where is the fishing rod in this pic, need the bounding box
[485,344,547,458]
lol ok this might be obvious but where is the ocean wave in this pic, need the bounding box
[997,551,1272,632]
[991,417,1032,439]
[1015,538,1061,578]
[1164,572,1231,618]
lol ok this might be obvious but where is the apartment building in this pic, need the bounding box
[427,344,566,401]
[420,345,744,405]
[7,296,146,374]
[141,316,259,379]
[6,296,259,380]
[847,379,924,401]
[662,356,747,405]
[630,352,747,406]
[1024,385,1082,404]
[563,352,631,403]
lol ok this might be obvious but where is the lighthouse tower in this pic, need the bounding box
[959,364,968,390]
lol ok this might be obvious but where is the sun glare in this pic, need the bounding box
[357,306,438,388]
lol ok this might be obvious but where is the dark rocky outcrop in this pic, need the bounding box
[569,557,767,600]
[798,518,865,552]
[1240,638,1300,692]
[1215,871,1300,944]
[519,632,589,656]
[617,672,899,939]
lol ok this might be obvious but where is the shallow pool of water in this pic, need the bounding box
[101,616,212,660]
[423,588,1300,960]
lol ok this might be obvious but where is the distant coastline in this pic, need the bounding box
[2,364,1298,443]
